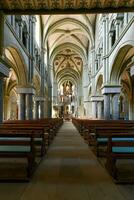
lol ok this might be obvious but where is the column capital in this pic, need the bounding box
[91,95,104,102]
[17,86,35,94]
[35,96,45,101]
[101,85,121,95]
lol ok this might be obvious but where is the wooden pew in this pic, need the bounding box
[0,124,47,157]
[74,119,134,145]
[0,128,38,181]
[72,118,134,136]
[105,132,134,183]
[4,120,53,147]
[0,118,63,181]
[4,118,63,144]
[93,126,134,156]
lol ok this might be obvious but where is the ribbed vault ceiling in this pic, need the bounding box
[0,0,134,14]
[1,0,134,90]
[45,14,94,85]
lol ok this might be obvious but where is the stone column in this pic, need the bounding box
[97,101,103,119]
[26,94,33,119]
[91,96,104,119]
[102,85,121,120]
[40,100,45,118]
[0,76,4,122]
[92,101,96,118]
[103,15,109,84]
[115,20,120,40]
[102,15,106,55]
[28,16,36,83]
[0,13,10,122]
[112,94,120,119]
[0,12,4,56]
[35,100,40,119]
[104,94,111,119]
[17,87,35,120]
[18,93,26,120]
[35,97,45,119]
[124,13,128,26]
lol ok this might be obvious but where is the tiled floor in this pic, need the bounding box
[0,121,134,200]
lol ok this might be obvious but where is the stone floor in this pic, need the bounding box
[0,121,134,200]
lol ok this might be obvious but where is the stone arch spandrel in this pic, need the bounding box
[33,75,41,96]
[4,47,28,85]
[95,74,103,95]
[110,44,134,84]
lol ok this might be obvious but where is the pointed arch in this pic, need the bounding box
[4,46,28,85]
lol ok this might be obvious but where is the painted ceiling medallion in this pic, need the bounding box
[0,0,133,13]
[54,49,82,77]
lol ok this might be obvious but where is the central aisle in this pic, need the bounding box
[20,121,125,200]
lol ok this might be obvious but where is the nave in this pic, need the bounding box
[0,122,134,200]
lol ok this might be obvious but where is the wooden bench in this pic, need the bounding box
[72,118,134,135]
[0,124,47,157]
[0,128,38,181]
[92,126,134,156]
[80,121,134,145]
[105,132,134,183]
[4,118,63,145]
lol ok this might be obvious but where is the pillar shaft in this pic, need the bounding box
[0,77,4,122]
[0,12,4,56]
[35,101,40,119]
[40,101,44,118]
[26,94,33,119]
[18,93,26,120]
[104,94,110,119]
[92,101,96,118]
[112,94,119,119]
[97,101,103,119]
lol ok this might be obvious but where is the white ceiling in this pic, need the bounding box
[43,14,95,84]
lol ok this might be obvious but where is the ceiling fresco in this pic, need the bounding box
[53,49,82,79]
[0,0,134,14]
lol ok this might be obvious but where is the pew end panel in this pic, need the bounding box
[105,133,134,183]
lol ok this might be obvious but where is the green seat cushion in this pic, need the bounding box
[97,138,108,142]
[0,146,31,152]
[112,138,134,142]
[112,147,134,153]
[0,137,42,142]
[97,137,134,143]
[0,137,30,141]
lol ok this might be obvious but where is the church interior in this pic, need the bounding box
[1,0,134,199]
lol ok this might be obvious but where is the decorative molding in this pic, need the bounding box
[101,85,121,94]
[34,96,45,101]
[91,95,104,102]
[16,86,35,94]
[0,0,134,14]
